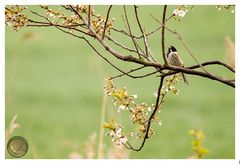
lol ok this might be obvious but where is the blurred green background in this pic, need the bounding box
[5,5,235,159]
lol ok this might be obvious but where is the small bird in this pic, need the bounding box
[166,46,189,85]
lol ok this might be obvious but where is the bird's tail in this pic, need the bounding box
[181,73,189,85]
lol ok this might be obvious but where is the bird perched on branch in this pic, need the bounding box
[166,46,189,85]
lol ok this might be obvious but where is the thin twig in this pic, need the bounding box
[102,5,113,40]
[134,5,156,62]
[134,5,149,57]
[88,5,91,27]
[28,20,94,37]
[123,5,141,58]
[106,36,145,56]
[109,66,145,79]
[120,14,145,57]
[162,5,168,65]
[110,69,159,80]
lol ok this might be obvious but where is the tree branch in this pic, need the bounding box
[188,60,235,73]
[102,5,112,40]
[125,76,165,151]
[162,65,234,87]
[162,5,168,65]
[110,68,159,80]
[88,5,91,27]
[134,5,156,62]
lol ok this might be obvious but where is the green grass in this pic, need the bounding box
[5,5,235,159]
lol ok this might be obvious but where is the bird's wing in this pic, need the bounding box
[170,52,184,66]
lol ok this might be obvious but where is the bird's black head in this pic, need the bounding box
[168,46,177,52]
[167,46,177,58]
